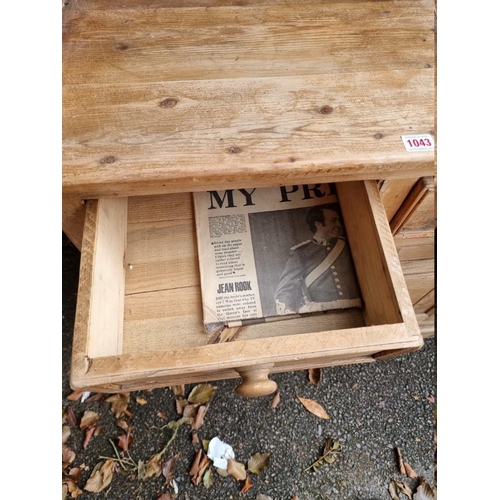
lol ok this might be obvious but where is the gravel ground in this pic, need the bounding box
[62,234,437,500]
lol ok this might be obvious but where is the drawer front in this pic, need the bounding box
[71,180,423,396]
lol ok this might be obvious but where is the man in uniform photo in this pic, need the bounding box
[274,203,362,315]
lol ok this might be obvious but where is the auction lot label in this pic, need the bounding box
[401,134,435,152]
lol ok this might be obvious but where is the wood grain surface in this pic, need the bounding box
[62,0,435,198]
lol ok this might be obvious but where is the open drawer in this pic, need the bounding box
[71,180,423,397]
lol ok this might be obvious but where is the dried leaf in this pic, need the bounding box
[67,467,81,483]
[290,496,299,500]
[145,453,163,478]
[83,425,96,449]
[62,483,68,500]
[227,459,247,481]
[247,452,270,474]
[189,449,210,485]
[66,390,85,401]
[136,397,147,405]
[203,467,213,489]
[171,385,185,396]
[396,447,406,474]
[304,438,342,472]
[66,479,83,497]
[156,494,173,500]
[388,481,399,500]
[188,384,217,405]
[94,425,103,437]
[162,453,180,484]
[106,393,131,418]
[412,395,420,401]
[80,411,99,430]
[403,462,418,479]
[413,478,436,500]
[271,391,280,408]
[182,404,199,419]
[62,425,71,444]
[427,395,435,404]
[297,396,330,419]
[62,444,76,465]
[117,433,133,452]
[116,419,129,432]
[65,406,77,427]
[176,399,188,415]
[84,459,115,492]
[308,368,321,386]
[192,405,207,430]
[216,467,229,477]
[86,393,105,403]
[394,480,413,499]
[241,475,253,493]
[157,411,168,420]
[202,439,211,452]
[192,433,200,444]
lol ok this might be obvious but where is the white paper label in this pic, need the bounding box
[401,134,435,152]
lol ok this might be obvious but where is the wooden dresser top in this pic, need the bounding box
[62,0,436,198]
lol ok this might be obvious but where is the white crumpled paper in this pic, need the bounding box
[207,436,235,470]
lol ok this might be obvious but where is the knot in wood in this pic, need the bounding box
[374,133,384,140]
[117,43,129,51]
[228,147,242,154]
[159,98,178,108]
[100,156,116,165]
[319,105,333,115]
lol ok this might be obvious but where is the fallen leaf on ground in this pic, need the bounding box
[145,453,163,478]
[227,459,247,481]
[427,395,435,404]
[271,391,280,408]
[106,393,131,418]
[157,411,168,420]
[412,395,420,401]
[192,433,200,444]
[290,496,299,500]
[241,475,253,493]
[413,478,436,500]
[203,468,213,489]
[404,461,418,479]
[62,425,71,444]
[248,452,270,474]
[80,410,99,430]
[304,438,342,472]
[162,453,180,484]
[297,396,330,419]
[176,399,188,415]
[136,397,147,405]
[308,368,321,386]
[156,494,173,500]
[116,419,129,432]
[192,405,207,430]
[394,480,413,499]
[396,447,406,474]
[117,433,133,452]
[188,384,217,405]
[84,459,115,492]
[83,425,96,449]
[67,390,85,401]
[388,481,399,500]
[62,444,76,466]
[171,385,185,396]
[190,449,210,485]
[65,406,77,427]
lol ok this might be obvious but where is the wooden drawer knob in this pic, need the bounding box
[235,364,277,397]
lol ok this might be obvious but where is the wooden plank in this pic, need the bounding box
[62,193,86,250]
[396,235,435,261]
[337,181,420,337]
[404,274,434,305]
[63,0,435,198]
[378,178,418,222]
[72,198,128,370]
[390,176,436,235]
[401,258,434,276]
[73,322,422,390]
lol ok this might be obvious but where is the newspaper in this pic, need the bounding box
[193,183,362,331]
